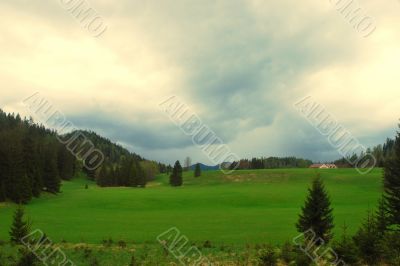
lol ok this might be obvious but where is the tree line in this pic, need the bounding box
[230,157,313,170]
[0,110,76,204]
[0,110,169,203]
[334,137,396,168]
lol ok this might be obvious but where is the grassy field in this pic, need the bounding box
[0,168,383,246]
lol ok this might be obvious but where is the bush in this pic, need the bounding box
[280,241,296,265]
[259,245,278,266]
[381,231,400,265]
[117,240,127,248]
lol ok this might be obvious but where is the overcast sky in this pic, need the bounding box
[1,0,399,165]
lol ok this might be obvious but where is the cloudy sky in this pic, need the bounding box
[1,0,399,165]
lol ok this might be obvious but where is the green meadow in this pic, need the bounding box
[0,168,383,245]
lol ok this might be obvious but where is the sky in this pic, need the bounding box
[1,0,399,165]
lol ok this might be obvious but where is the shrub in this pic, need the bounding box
[280,241,296,265]
[259,245,277,266]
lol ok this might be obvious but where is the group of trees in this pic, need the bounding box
[97,158,147,187]
[0,110,76,204]
[334,138,396,168]
[67,130,166,188]
[0,109,169,202]
[230,157,313,170]
[169,161,202,186]
[297,124,400,265]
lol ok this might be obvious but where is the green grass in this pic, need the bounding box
[0,168,383,245]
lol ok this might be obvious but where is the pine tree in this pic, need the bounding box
[42,144,61,193]
[375,197,389,235]
[3,131,32,203]
[23,131,42,198]
[333,223,359,265]
[170,161,183,187]
[353,210,382,265]
[296,175,334,245]
[97,164,109,187]
[194,163,201,177]
[9,206,30,244]
[383,124,400,230]
[137,162,147,188]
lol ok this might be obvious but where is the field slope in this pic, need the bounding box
[0,168,382,245]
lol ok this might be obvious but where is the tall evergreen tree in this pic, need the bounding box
[194,163,201,177]
[2,131,32,203]
[22,131,42,198]
[296,175,334,245]
[170,161,183,187]
[42,144,61,193]
[383,124,400,230]
[9,206,30,244]
[97,164,109,187]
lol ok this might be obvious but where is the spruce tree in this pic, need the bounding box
[333,223,359,265]
[296,175,334,245]
[383,124,400,230]
[23,132,42,198]
[9,206,30,244]
[97,164,109,187]
[194,163,201,177]
[42,144,61,193]
[375,197,389,236]
[170,161,183,187]
[353,210,382,265]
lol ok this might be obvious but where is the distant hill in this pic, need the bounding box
[190,163,219,171]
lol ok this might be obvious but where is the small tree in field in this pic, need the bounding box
[296,175,334,245]
[170,161,183,187]
[194,163,201,177]
[9,206,30,244]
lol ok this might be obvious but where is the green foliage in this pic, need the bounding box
[383,125,400,230]
[353,210,382,265]
[194,163,201,177]
[332,223,359,265]
[169,161,183,187]
[9,206,30,244]
[258,245,277,266]
[381,231,400,265]
[232,156,313,169]
[0,110,75,203]
[43,143,61,193]
[280,241,296,265]
[296,175,334,245]
[16,248,38,266]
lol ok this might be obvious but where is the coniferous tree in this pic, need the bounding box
[16,248,38,266]
[42,144,61,193]
[296,175,334,245]
[2,131,32,204]
[97,164,109,187]
[383,124,400,230]
[170,161,183,187]
[137,162,147,188]
[23,131,42,198]
[375,197,389,236]
[353,210,382,265]
[194,163,201,177]
[9,206,30,244]
[332,223,359,265]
